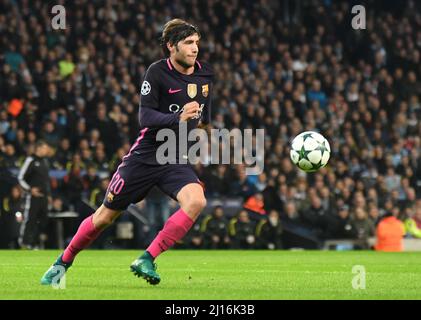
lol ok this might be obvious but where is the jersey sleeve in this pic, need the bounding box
[18,157,33,191]
[139,107,179,128]
[138,63,180,128]
[139,64,160,110]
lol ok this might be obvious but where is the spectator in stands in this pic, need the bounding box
[93,148,110,172]
[52,138,72,170]
[403,206,421,238]
[415,202,421,227]
[352,208,375,248]
[332,205,357,239]
[307,80,327,109]
[368,204,381,226]
[319,186,334,212]
[40,121,60,148]
[0,111,9,136]
[63,164,84,206]
[301,196,332,238]
[205,165,232,197]
[82,164,100,194]
[255,210,283,249]
[229,210,256,249]
[89,177,110,209]
[93,104,121,157]
[282,201,302,224]
[64,152,82,171]
[181,221,203,250]
[0,185,23,248]
[2,144,18,169]
[143,187,171,244]
[230,167,257,199]
[200,206,230,249]
[50,197,68,213]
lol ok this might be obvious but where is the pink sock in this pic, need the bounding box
[62,215,102,263]
[147,208,194,258]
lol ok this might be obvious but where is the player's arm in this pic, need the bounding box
[139,106,179,127]
[198,121,212,137]
[140,101,201,128]
[17,156,33,192]
[139,66,200,127]
[139,64,179,127]
[18,157,44,197]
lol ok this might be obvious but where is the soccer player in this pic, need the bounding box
[41,19,213,285]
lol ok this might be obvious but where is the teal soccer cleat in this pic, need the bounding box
[40,254,72,286]
[130,252,161,285]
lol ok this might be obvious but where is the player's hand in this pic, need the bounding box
[31,187,44,197]
[246,235,255,244]
[212,235,220,243]
[179,101,200,122]
[198,121,212,136]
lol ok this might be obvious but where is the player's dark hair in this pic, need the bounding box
[160,19,200,56]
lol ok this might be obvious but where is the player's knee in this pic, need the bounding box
[93,205,120,228]
[185,197,207,215]
[97,214,114,227]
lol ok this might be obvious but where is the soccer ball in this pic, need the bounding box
[290,131,331,172]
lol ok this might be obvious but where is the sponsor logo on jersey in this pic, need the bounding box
[202,84,209,97]
[168,88,182,94]
[169,104,181,113]
[187,84,197,98]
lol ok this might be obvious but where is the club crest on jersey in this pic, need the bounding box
[202,84,209,97]
[107,192,114,203]
[187,84,197,98]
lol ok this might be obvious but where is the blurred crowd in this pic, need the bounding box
[1,0,421,249]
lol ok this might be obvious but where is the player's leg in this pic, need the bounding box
[19,195,39,249]
[41,158,144,285]
[152,165,207,256]
[131,183,205,285]
[145,182,205,256]
[37,197,49,249]
[61,205,123,263]
[40,205,122,285]
[131,165,206,285]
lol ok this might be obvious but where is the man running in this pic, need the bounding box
[41,18,213,285]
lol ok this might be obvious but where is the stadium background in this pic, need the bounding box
[0,0,420,251]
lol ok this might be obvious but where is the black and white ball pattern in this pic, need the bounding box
[290,131,331,172]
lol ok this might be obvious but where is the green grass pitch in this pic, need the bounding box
[1,250,420,300]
